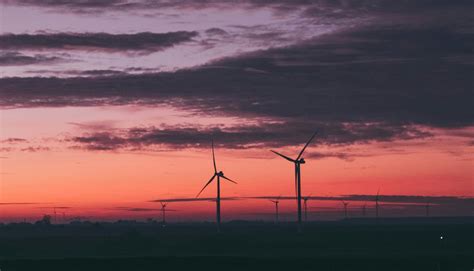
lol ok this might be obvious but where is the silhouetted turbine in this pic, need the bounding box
[375,189,380,219]
[196,140,237,232]
[342,201,349,219]
[160,202,169,224]
[362,202,367,217]
[271,131,317,232]
[425,201,430,217]
[269,196,280,224]
[303,194,312,222]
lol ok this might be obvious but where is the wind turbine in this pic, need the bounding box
[425,201,430,217]
[196,140,237,232]
[375,189,380,219]
[271,131,317,231]
[160,202,168,224]
[303,194,312,222]
[362,202,367,217]
[269,197,280,224]
[342,201,349,219]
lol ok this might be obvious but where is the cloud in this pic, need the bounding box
[205,28,228,36]
[0,202,40,205]
[340,195,474,205]
[19,146,51,152]
[0,31,198,53]
[3,0,471,15]
[1,18,472,128]
[0,51,65,66]
[67,122,431,151]
[1,138,28,143]
[248,194,474,206]
[149,197,240,203]
[0,0,472,154]
[113,207,164,212]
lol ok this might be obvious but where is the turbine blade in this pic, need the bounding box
[221,175,237,184]
[212,140,217,173]
[271,150,295,162]
[196,174,216,198]
[297,131,318,160]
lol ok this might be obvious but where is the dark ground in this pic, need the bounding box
[0,217,472,271]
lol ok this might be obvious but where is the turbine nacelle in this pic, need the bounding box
[217,171,224,177]
[298,158,306,164]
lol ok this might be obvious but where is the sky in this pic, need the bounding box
[0,0,473,222]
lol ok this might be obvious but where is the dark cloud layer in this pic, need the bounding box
[0,31,198,53]
[0,202,39,205]
[150,197,239,203]
[2,0,472,15]
[0,0,472,152]
[249,195,474,206]
[1,14,472,127]
[0,51,64,66]
[69,121,431,151]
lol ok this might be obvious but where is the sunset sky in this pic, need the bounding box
[0,0,472,222]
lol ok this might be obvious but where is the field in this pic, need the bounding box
[0,217,472,271]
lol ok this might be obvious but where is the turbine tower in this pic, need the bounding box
[342,201,349,219]
[362,203,367,217]
[425,201,430,217]
[160,202,168,224]
[375,189,380,219]
[303,194,312,222]
[271,131,317,232]
[196,140,237,232]
[269,197,280,224]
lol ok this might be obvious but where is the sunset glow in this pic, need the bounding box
[1,0,472,223]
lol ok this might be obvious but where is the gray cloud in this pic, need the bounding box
[0,51,65,66]
[1,138,28,143]
[2,0,471,15]
[1,19,472,127]
[68,121,431,151]
[113,207,165,212]
[249,195,474,206]
[0,0,472,154]
[0,31,198,53]
[150,197,240,203]
[0,202,40,205]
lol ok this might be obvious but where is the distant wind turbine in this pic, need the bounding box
[303,194,312,222]
[158,202,177,225]
[375,189,380,219]
[362,202,367,217]
[160,202,168,224]
[196,140,237,232]
[342,201,349,219]
[271,131,317,231]
[425,201,430,217]
[269,197,280,224]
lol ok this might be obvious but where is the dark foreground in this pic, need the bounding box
[0,217,472,271]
